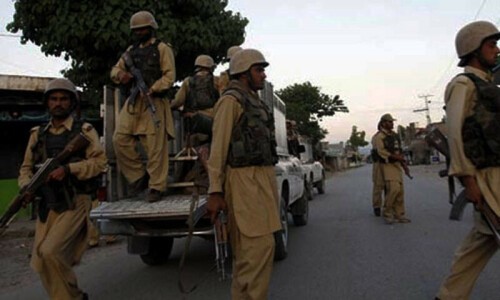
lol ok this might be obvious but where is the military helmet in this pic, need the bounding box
[43,78,79,108]
[194,54,215,69]
[226,45,242,61]
[230,48,269,76]
[130,11,158,30]
[455,21,500,66]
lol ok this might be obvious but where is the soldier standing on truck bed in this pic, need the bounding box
[436,20,500,300]
[18,78,107,300]
[171,54,220,146]
[373,113,411,224]
[110,10,176,203]
[218,45,242,94]
[206,48,282,299]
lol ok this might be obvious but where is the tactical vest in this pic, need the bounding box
[382,132,402,163]
[185,73,219,112]
[223,85,278,168]
[460,73,500,169]
[32,120,97,219]
[371,149,383,163]
[129,39,162,88]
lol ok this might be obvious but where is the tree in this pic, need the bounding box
[276,81,348,144]
[346,125,368,151]
[7,0,248,111]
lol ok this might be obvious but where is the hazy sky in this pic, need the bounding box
[1,0,500,143]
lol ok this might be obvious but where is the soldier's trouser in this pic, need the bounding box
[229,214,275,300]
[88,199,100,246]
[372,163,384,208]
[31,195,91,300]
[113,131,169,192]
[382,180,405,219]
[437,227,497,300]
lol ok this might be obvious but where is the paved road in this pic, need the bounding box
[2,164,499,299]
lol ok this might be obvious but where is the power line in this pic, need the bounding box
[413,94,433,125]
[426,0,490,97]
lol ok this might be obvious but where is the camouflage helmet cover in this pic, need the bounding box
[229,48,269,76]
[130,11,158,30]
[455,21,500,66]
[194,54,215,69]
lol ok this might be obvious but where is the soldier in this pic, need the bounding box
[18,78,107,299]
[370,121,384,217]
[206,49,282,299]
[218,45,242,94]
[171,54,219,146]
[373,113,410,224]
[286,119,301,157]
[111,11,176,202]
[436,21,500,300]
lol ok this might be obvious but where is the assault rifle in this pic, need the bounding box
[425,128,500,245]
[214,211,229,281]
[0,133,90,235]
[121,52,161,129]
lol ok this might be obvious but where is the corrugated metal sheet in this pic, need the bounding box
[90,194,207,219]
[0,74,54,92]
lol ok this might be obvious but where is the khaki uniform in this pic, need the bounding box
[19,116,107,300]
[373,129,406,221]
[371,131,385,209]
[208,80,281,299]
[171,71,220,119]
[218,69,230,94]
[110,37,175,192]
[437,66,500,300]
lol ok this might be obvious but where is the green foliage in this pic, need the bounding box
[276,81,348,144]
[7,0,248,109]
[347,125,368,150]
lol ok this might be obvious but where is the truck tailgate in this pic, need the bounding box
[90,194,207,220]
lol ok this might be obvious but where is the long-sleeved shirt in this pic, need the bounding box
[19,116,107,189]
[373,128,402,182]
[171,71,219,118]
[110,38,175,93]
[445,66,500,217]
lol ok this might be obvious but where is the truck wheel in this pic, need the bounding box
[292,188,309,226]
[317,173,326,194]
[306,177,314,201]
[140,237,174,266]
[274,197,288,261]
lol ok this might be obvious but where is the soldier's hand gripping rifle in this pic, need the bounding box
[121,52,160,129]
[214,211,229,281]
[0,133,90,235]
[425,128,500,244]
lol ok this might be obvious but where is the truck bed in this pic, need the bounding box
[90,194,207,220]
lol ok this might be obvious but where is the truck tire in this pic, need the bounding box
[140,237,174,266]
[306,176,314,201]
[317,173,326,194]
[292,186,309,226]
[274,197,288,261]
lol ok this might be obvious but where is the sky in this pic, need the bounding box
[1,0,500,144]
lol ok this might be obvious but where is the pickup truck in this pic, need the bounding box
[298,136,326,196]
[91,82,308,264]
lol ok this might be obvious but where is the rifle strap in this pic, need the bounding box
[177,185,216,297]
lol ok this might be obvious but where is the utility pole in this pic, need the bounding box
[413,94,433,126]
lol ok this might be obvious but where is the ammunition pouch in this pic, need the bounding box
[189,113,213,137]
[37,180,76,222]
